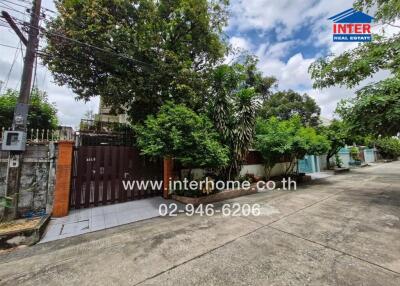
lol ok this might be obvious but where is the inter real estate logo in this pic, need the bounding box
[328,8,374,42]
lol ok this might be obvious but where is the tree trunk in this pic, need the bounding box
[326,155,331,170]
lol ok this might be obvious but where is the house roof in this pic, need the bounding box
[328,8,374,23]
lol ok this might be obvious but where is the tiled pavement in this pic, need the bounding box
[40,197,183,243]
[309,171,334,180]
[41,173,332,243]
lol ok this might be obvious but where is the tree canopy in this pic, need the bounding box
[207,58,274,179]
[319,120,348,168]
[375,137,400,159]
[309,0,400,89]
[134,102,229,169]
[0,88,58,130]
[255,116,330,177]
[44,0,229,122]
[309,0,400,136]
[258,90,321,127]
[336,78,400,137]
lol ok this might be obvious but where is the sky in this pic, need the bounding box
[0,0,394,128]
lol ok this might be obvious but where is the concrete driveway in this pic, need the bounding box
[0,162,399,285]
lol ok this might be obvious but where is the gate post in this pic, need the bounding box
[163,156,173,199]
[53,141,74,217]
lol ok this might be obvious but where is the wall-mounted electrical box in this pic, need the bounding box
[1,131,27,151]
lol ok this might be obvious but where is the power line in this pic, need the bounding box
[0,5,28,18]
[0,40,130,80]
[2,40,19,92]
[7,14,155,68]
[10,0,58,15]
[2,3,154,68]
[0,41,103,67]
[0,42,25,50]
[0,4,45,19]
[0,0,30,10]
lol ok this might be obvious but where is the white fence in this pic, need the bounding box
[0,127,74,144]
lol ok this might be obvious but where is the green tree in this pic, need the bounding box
[43,0,229,122]
[254,117,294,178]
[335,78,400,137]
[0,88,58,130]
[375,137,400,159]
[135,102,229,176]
[258,90,321,127]
[309,0,400,136]
[320,120,348,169]
[255,116,330,178]
[208,59,269,179]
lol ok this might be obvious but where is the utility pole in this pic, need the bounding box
[2,0,42,221]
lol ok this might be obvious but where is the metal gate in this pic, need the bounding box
[70,146,163,209]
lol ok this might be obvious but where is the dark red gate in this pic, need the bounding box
[70,146,162,209]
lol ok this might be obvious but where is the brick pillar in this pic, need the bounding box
[163,156,173,199]
[53,141,74,217]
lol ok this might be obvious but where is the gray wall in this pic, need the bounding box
[0,143,57,217]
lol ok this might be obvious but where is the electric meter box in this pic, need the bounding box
[1,131,27,151]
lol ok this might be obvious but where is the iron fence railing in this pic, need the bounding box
[79,119,132,134]
[0,127,74,144]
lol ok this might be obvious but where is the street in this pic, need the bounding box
[0,162,399,286]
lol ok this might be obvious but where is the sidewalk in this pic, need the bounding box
[1,162,399,285]
[41,197,183,243]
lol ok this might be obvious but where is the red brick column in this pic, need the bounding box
[53,141,74,217]
[163,156,173,199]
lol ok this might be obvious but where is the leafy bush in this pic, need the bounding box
[375,137,400,159]
[135,102,229,172]
[349,146,360,161]
[320,120,347,169]
[335,154,343,168]
[255,116,330,178]
[0,88,58,129]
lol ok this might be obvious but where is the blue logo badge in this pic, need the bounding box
[328,8,374,42]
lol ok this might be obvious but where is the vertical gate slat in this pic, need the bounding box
[128,148,135,201]
[119,147,127,202]
[110,146,118,203]
[93,146,101,207]
[84,146,93,208]
[103,146,110,204]
[70,145,163,210]
[74,147,84,209]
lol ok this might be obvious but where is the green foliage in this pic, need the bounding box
[375,137,400,159]
[208,58,268,179]
[254,117,293,178]
[296,127,331,157]
[258,90,321,127]
[135,102,229,170]
[0,88,58,129]
[44,0,229,122]
[319,120,348,168]
[335,153,343,168]
[255,116,330,177]
[354,0,400,24]
[336,77,400,137]
[309,35,400,89]
[309,0,400,137]
[349,146,360,161]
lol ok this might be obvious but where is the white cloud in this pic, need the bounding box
[261,40,298,60]
[306,69,391,118]
[258,53,314,90]
[229,36,252,51]
[228,0,396,119]
[228,0,351,40]
[1,0,395,125]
